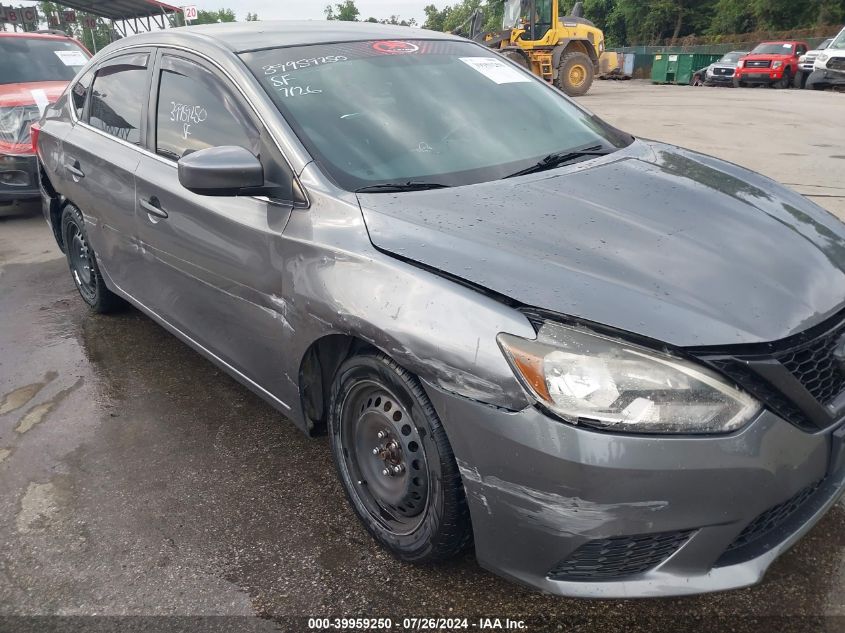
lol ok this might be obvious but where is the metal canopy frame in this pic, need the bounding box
[46,1,184,39]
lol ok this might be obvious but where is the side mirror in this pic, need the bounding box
[178,146,265,196]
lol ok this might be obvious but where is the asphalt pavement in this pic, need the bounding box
[2,82,845,633]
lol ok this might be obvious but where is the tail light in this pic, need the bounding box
[31,122,41,155]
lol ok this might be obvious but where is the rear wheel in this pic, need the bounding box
[61,204,123,313]
[328,351,472,562]
[555,51,594,97]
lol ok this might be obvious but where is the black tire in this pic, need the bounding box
[555,51,594,97]
[61,204,123,313]
[774,68,791,89]
[793,69,806,89]
[733,78,745,88]
[499,49,530,71]
[328,351,472,563]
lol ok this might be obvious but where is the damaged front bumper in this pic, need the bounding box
[425,381,845,598]
[807,68,845,89]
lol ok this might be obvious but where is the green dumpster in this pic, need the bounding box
[651,53,669,83]
[653,53,724,85]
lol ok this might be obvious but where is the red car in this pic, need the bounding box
[0,31,90,208]
[734,41,809,88]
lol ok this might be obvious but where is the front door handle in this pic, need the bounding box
[139,196,168,219]
[64,160,84,179]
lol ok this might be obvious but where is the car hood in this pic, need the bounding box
[710,62,738,69]
[743,53,793,61]
[0,81,68,108]
[357,140,845,348]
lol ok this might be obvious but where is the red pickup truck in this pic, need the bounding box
[0,31,90,208]
[734,41,809,88]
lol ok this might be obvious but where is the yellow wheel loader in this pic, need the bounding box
[461,0,605,97]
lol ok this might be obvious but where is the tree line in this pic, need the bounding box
[325,0,418,25]
[421,0,845,46]
[33,4,257,51]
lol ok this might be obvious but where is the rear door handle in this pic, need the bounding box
[64,160,84,179]
[139,196,168,219]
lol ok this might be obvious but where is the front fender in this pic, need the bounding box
[277,173,536,428]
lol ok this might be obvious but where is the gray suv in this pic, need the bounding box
[36,22,845,598]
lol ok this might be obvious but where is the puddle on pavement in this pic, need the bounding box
[16,481,58,534]
[14,378,83,435]
[0,370,58,415]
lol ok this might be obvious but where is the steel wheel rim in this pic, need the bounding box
[338,379,430,536]
[569,64,586,87]
[68,223,96,300]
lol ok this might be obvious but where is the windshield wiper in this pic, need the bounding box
[355,181,450,193]
[505,145,614,178]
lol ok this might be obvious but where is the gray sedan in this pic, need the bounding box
[35,22,845,598]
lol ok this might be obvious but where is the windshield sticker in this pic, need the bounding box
[170,102,207,140]
[30,89,49,117]
[372,41,419,54]
[54,50,88,67]
[459,57,532,84]
[783,44,792,49]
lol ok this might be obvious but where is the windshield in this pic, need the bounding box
[750,43,794,55]
[503,0,522,29]
[241,40,631,190]
[831,30,845,50]
[0,37,88,85]
[719,52,744,64]
[819,39,833,50]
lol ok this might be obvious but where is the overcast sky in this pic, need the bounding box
[189,0,428,26]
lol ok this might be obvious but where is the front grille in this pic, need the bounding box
[716,481,822,566]
[775,321,845,407]
[705,358,813,429]
[828,58,845,71]
[548,530,695,581]
[698,311,845,430]
[713,68,734,76]
[745,60,772,68]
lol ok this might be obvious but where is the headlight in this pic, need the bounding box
[498,322,760,434]
[0,105,39,146]
[819,53,829,62]
[736,59,744,68]
[772,60,784,69]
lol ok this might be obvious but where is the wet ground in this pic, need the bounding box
[2,83,845,633]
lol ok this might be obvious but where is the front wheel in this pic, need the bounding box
[774,68,791,89]
[555,51,594,97]
[328,352,472,562]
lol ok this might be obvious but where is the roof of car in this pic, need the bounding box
[0,31,77,41]
[130,21,457,53]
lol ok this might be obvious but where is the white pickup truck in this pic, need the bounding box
[807,26,845,89]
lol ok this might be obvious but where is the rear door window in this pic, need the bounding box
[88,54,149,145]
[154,55,259,161]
